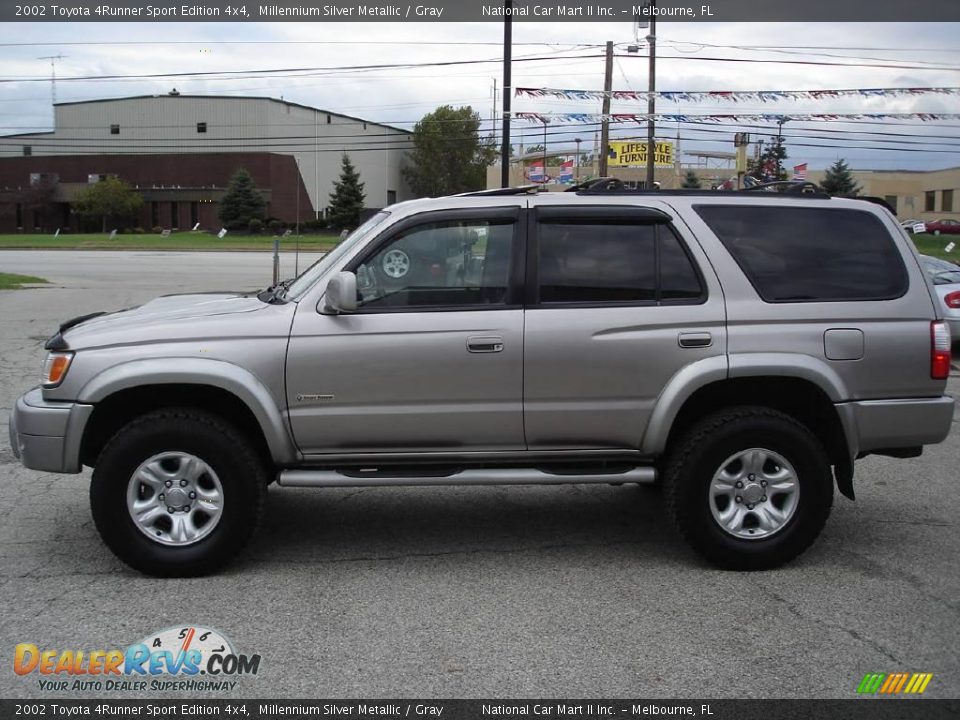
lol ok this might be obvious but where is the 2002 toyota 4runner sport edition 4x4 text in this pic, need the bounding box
[9,182,956,576]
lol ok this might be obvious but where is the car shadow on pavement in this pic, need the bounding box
[242,482,687,569]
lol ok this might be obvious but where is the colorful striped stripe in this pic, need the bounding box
[857,672,933,694]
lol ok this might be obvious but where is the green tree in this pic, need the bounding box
[72,176,143,232]
[218,168,265,230]
[403,105,496,197]
[681,170,702,189]
[327,153,366,232]
[820,158,861,196]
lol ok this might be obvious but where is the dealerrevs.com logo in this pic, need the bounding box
[13,626,261,693]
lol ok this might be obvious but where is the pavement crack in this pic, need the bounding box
[750,578,901,664]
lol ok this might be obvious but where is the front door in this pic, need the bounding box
[286,207,526,456]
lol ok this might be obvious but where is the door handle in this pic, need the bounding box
[678,332,713,349]
[467,336,504,353]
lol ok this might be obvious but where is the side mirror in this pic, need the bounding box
[321,271,358,315]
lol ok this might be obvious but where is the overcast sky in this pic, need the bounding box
[1,20,958,170]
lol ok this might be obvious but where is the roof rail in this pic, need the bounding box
[459,185,543,197]
[742,180,828,197]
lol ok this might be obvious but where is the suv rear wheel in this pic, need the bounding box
[665,406,833,570]
[90,408,267,577]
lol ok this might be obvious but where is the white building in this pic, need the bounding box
[0,92,413,217]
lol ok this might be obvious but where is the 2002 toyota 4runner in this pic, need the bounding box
[9,183,956,576]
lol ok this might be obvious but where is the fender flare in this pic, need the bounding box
[641,353,857,462]
[78,357,298,464]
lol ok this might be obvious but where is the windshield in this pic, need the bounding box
[285,211,391,300]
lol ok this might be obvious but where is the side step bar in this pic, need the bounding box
[278,466,657,488]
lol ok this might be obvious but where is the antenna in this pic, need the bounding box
[37,53,66,124]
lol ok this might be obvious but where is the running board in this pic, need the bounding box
[278,466,657,488]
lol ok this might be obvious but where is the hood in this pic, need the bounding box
[60,292,282,350]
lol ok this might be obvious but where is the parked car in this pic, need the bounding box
[925,219,960,235]
[9,183,955,576]
[920,254,960,341]
[900,218,922,233]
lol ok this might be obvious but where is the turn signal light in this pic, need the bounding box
[41,352,74,388]
[945,291,960,309]
[931,321,951,380]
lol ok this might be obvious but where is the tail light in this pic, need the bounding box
[931,321,951,379]
[945,291,960,309]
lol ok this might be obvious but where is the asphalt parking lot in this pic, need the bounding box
[0,250,958,699]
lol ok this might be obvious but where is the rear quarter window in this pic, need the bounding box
[694,205,908,303]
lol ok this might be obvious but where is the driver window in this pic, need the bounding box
[354,219,515,310]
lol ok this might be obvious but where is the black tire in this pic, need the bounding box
[664,406,833,570]
[90,408,267,577]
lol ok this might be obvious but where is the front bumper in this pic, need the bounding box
[8,388,93,473]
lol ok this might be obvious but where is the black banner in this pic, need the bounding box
[1,0,959,23]
[2,700,960,720]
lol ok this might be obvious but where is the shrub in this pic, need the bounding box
[248,218,263,235]
[152,226,164,235]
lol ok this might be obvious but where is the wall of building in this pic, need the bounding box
[0,152,311,233]
[0,95,413,215]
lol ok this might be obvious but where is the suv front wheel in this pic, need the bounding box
[665,406,833,570]
[90,408,267,577]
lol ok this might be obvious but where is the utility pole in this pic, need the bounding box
[574,137,582,181]
[645,2,657,190]
[775,118,787,179]
[38,53,66,126]
[542,119,548,185]
[500,0,513,188]
[598,40,614,177]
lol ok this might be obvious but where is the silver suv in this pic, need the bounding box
[9,184,955,576]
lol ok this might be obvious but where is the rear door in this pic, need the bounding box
[523,203,726,450]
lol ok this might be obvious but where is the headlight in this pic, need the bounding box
[41,351,74,388]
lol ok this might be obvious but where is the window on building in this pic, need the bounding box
[170,202,180,229]
[150,202,159,229]
[22,146,31,156]
[884,195,898,215]
[925,191,936,212]
[387,190,397,205]
[196,122,207,133]
[326,114,332,124]
[15,203,23,228]
[943,190,954,213]
[190,202,199,228]
[695,205,907,303]
[110,124,120,135]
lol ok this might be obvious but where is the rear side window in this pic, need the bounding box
[694,205,907,302]
[537,220,704,304]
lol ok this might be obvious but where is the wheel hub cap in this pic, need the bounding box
[126,451,224,546]
[709,447,800,540]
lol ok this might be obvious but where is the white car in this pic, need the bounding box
[920,254,960,342]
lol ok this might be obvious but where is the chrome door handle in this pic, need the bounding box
[467,336,504,353]
[678,332,713,348]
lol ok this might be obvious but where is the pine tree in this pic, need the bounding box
[820,158,861,196]
[218,168,265,230]
[681,170,702,189]
[327,154,366,232]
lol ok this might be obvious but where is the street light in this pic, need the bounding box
[574,137,583,181]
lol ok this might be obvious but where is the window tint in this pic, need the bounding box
[355,219,514,310]
[695,205,907,302]
[537,221,703,304]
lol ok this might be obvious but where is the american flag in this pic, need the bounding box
[793,163,808,180]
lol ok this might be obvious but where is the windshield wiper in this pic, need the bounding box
[257,279,292,304]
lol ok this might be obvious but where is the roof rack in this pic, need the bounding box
[568,177,832,199]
